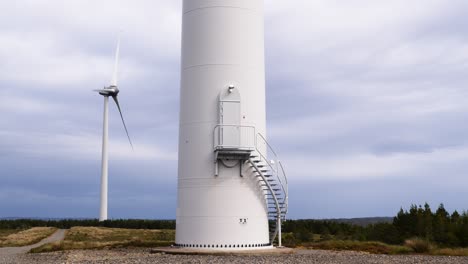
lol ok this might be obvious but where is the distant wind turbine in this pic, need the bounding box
[94,36,133,221]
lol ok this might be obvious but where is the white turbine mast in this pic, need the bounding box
[94,35,133,221]
[176,0,288,250]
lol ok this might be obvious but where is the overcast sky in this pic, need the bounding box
[1,0,468,219]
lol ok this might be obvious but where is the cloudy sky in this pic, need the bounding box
[1,0,468,219]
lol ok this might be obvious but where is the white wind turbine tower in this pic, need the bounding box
[176,0,288,250]
[94,37,133,221]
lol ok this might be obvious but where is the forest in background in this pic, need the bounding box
[1,203,467,248]
[282,203,468,248]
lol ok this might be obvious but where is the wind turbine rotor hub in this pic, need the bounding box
[98,86,119,96]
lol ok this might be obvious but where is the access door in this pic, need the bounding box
[220,101,241,148]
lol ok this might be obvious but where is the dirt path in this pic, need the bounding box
[0,229,65,263]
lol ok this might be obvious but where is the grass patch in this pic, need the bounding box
[296,239,468,256]
[431,247,468,256]
[0,227,57,247]
[30,226,174,253]
[303,240,414,255]
[0,229,24,240]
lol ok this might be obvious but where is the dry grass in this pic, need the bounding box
[301,239,468,257]
[404,238,433,253]
[65,227,174,242]
[431,248,468,256]
[25,227,468,257]
[0,227,57,247]
[303,240,413,255]
[30,227,174,253]
[0,229,24,240]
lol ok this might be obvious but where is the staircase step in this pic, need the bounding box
[267,196,283,199]
[248,160,265,165]
[257,172,273,177]
[268,199,284,203]
[261,184,277,187]
[268,211,285,218]
[268,211,284,218]
[266,195,282,199]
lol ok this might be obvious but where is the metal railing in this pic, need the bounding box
[213,124,256,151]
[255,133,288,246]
[256,133,288,214]
[212,125,288,246]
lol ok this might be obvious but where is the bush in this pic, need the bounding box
[281,232,298,247]
[404,238,433,253]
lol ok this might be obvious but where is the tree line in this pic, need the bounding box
[282,203,468,247]
[0,219,175,230]
[1,203,467,247]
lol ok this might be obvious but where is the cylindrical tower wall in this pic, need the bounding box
[176,0,268,249]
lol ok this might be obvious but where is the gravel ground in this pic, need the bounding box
[7,248,468,264]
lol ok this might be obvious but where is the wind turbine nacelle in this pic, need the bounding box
[98,87,119,96]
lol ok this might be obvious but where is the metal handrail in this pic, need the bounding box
[212,125,288,245]
[248,158,281,218]
[278,161,288,216]
[255,132,288,246]
[213,124,256,151]
[255,134,287,202]
[256,134,288,202]
[256,133,279,159]
[256,134,287,186]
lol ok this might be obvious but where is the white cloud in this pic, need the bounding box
[285,145,468,180]
[0,31,151,87]
[0,95,61,113]
[0,131,176,161]
[0,1,180,87]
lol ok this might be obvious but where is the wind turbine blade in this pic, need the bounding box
[111,95,133,150]
[111,35,121,86]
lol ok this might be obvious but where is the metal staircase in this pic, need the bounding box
[213,125,288,246]
[248,134,288,246]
